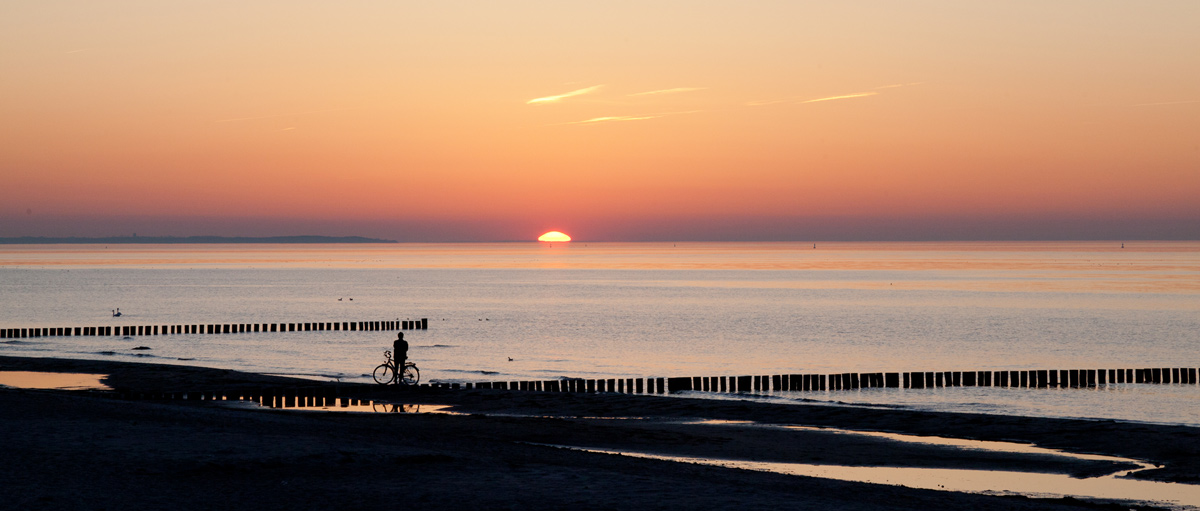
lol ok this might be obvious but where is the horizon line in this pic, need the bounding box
[1,236,1193,245]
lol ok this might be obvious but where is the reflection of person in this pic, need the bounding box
[392,332,408,380]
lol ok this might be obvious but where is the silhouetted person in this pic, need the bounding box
[392,332,408,381]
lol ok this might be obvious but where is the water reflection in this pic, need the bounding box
[4,241,1198,281]
[228,397,456,414]
[779,425,1154,468]
[370,403,450,414]
[0,371,111,390]
[558,446,1200,509]
[686,420,1152,471]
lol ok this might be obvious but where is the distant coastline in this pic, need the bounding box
[0,235,396,244]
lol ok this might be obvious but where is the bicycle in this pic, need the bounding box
[373,350,420,385]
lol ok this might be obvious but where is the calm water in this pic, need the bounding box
[1,241,1198,425]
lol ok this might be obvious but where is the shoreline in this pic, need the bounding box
[3,355,1199,509]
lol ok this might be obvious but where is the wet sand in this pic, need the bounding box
[2,355,1197,510]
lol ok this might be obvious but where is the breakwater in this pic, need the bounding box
[459,367,1199,393]
[1,318,428,338]
[109,367,1200,408]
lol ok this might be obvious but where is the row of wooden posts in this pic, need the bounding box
[115,385,466,405]
[0,318,428,338]
[464,367,1200,394]
[110,367,1200,406]
[116,386,353,408]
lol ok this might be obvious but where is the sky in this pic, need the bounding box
[2,1,1198,241]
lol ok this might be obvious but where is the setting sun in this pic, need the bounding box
[538,231,571,242]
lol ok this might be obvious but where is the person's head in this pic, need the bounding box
[396,332,404,340]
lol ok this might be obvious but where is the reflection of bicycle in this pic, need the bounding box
[371,402,422,413]
[373,350,419,385]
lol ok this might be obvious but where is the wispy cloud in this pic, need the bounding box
[628,87,706,97]
[749,84,918,107]
[746,98,795,107]
[800,92,878,104]
[558,110,700,125]
[214,107,356,123]
[874,82,924,89]
[569,115,658,124]
[527,85,603,104]
[1133,100,1198,107]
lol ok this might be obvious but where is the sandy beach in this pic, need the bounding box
[3,355,1198,510]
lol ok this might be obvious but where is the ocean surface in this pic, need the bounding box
[1,241,1198,426]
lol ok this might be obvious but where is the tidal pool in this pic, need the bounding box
[545,424,1200,510]
[227,398,457,414]
[0,370,111,391]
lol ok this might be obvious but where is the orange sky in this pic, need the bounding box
[2,1,1198,241]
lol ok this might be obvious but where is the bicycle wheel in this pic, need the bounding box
[373,363,395,385]
[401,364,420,385]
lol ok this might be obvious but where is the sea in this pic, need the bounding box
[1,241,1198,426]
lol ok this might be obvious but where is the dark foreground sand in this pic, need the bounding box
[3,356,1198,510]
